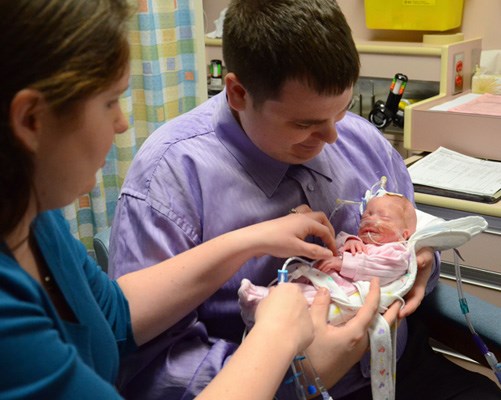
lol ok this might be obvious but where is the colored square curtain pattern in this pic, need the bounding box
[63,0,202,255]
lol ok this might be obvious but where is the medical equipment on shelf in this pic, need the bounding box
[369,73,408,129]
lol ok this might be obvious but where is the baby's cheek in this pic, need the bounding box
[379,229,400,242]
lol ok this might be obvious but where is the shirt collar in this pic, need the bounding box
[213,91,333,197]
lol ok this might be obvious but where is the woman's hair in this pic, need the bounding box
[0,0,132,240]
[223,0,360,107]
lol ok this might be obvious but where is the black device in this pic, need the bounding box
[368,73,408,129]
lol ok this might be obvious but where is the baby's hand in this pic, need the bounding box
[342,239,367,255]
[316,257,342,273]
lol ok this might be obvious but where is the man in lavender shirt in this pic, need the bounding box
[109,1,500,399]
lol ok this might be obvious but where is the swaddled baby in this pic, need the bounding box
[238,193,488,400]
[239,193,417,326]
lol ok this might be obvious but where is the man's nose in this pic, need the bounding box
[316,121,338,144]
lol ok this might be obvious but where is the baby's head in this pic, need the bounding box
[358,194,417,245]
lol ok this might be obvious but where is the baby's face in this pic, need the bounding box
[358,196,408,244]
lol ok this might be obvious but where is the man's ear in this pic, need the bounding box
[225,72,248,111]
[9,89,46,153]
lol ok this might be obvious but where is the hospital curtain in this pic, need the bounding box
[63,0,207,253]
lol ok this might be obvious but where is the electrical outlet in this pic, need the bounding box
[453,53,465,94]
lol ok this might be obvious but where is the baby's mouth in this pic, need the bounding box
[360,226,378,235]
[359,228,382,243]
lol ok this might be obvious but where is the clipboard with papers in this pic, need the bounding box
[407,147,501,204]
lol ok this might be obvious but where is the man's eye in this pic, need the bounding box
[295,123,311,130]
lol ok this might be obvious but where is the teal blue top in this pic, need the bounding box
[0,210,136,399]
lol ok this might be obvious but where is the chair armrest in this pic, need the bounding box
[416,281,501,367]
[93,227,111,273]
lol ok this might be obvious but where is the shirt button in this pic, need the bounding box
[307,184,315,191]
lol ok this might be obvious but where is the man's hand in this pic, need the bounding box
[399,246,434,318]
[305,279,400,389]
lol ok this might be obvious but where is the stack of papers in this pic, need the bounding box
[408,147,501,203]
[430,93,501,116]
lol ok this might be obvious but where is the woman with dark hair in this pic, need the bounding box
[0,1,386,398]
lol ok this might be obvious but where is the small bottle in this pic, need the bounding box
[208,59,224,97]
[209,59,223,87]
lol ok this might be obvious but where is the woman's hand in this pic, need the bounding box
[254,283,315,354]
[251,209,337,260]
[122,207,336,345]
[197,283,314,400]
